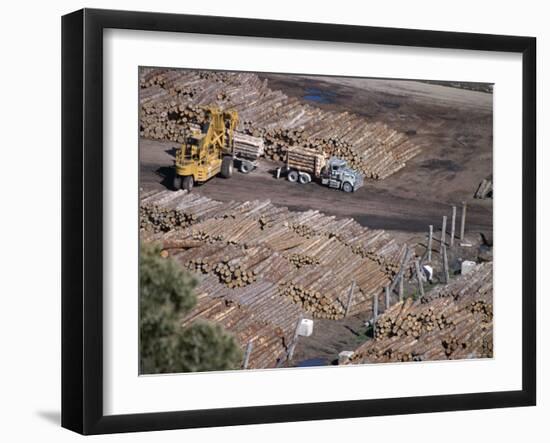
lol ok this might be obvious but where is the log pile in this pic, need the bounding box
[288,253,320,268]
[420,262,492,303]
[139,68,422,180]
[140,190,412,352]
[349,262,493,363]
[188,257,259,289]
[139,204,196,232]
[179,290,288,369]
[278,282,345,319]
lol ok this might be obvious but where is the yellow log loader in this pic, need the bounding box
[173,107,238,191]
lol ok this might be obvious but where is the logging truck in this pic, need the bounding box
[277,147,363,192]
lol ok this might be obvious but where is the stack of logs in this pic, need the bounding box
[288,253,319,268]
[374,306,453,340]
[349,262,493,363]
[139,68,422,180]
[278,282,345,319]
[140,190,411,323]
[185,257,259,288]
[140,190,492,367]
[179,290,289,369]
[233,133,265,159]
[139,205,196,232]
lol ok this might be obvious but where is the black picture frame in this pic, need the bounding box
[62,8,536,435]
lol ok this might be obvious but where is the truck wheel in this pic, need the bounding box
[172,173,182,191]
[220,156,233,178]
[298,172,311,184]
[239,160,253,174]
[342,182,353,193]
[182,175,194,192]
[287,170,299,183]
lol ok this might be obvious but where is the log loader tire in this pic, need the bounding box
[172,173,182,191]
[182,175,194,192]
[220,156,233,178]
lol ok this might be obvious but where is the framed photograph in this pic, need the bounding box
[62,8,536,435]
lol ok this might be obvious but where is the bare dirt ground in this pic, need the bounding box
[261,74,493,206]
[140,142,492,235]
[139,76,493,366]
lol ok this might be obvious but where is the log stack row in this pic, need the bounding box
[140,190,414,367]
[185,255,259,288]
[139,68,422,180]
[139,204,196,232]
[278,282,345,318]
[179,289,288,369]
[420,262,493,303]
[140,190,411,319]
[349,262,493,364]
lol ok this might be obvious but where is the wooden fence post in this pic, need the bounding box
[442,244,450,284]
[385,285,390,310]
[344,280,356,318]
[242,340,254,369]
[390,245,411,293]
[450,205,457,247]
[460,201,467,241]
[440,215,447,252]
[373,293,379,338]
[287,314,303,361]
[414,259,425,299]
[399,275,404,301]
[427,225,433,262]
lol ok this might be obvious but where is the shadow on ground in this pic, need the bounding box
[36,410,60,426]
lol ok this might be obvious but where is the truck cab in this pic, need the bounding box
[321,157,363,192]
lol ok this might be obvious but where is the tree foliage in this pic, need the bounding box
[140,243,243,374]
[174,321,244,373]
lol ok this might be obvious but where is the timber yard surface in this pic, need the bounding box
[139,68,493,369]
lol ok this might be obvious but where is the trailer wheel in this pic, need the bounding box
[172,173,182,191]
[239,160,254,174]
[220,156,233,178]
[298,172,311,184]
[287,170,299,183]
[342,182,353,193]
[182,175,194,192]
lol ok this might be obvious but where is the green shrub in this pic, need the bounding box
[139,243,242,374]
[173,321,243,373]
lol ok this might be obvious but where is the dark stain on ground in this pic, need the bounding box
[378,101,401,109]
[303,87,336,104]
[290,315,371,366]
[419,158,464,172]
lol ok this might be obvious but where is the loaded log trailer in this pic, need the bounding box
[276,147,364,192]
[233,132,264,174]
